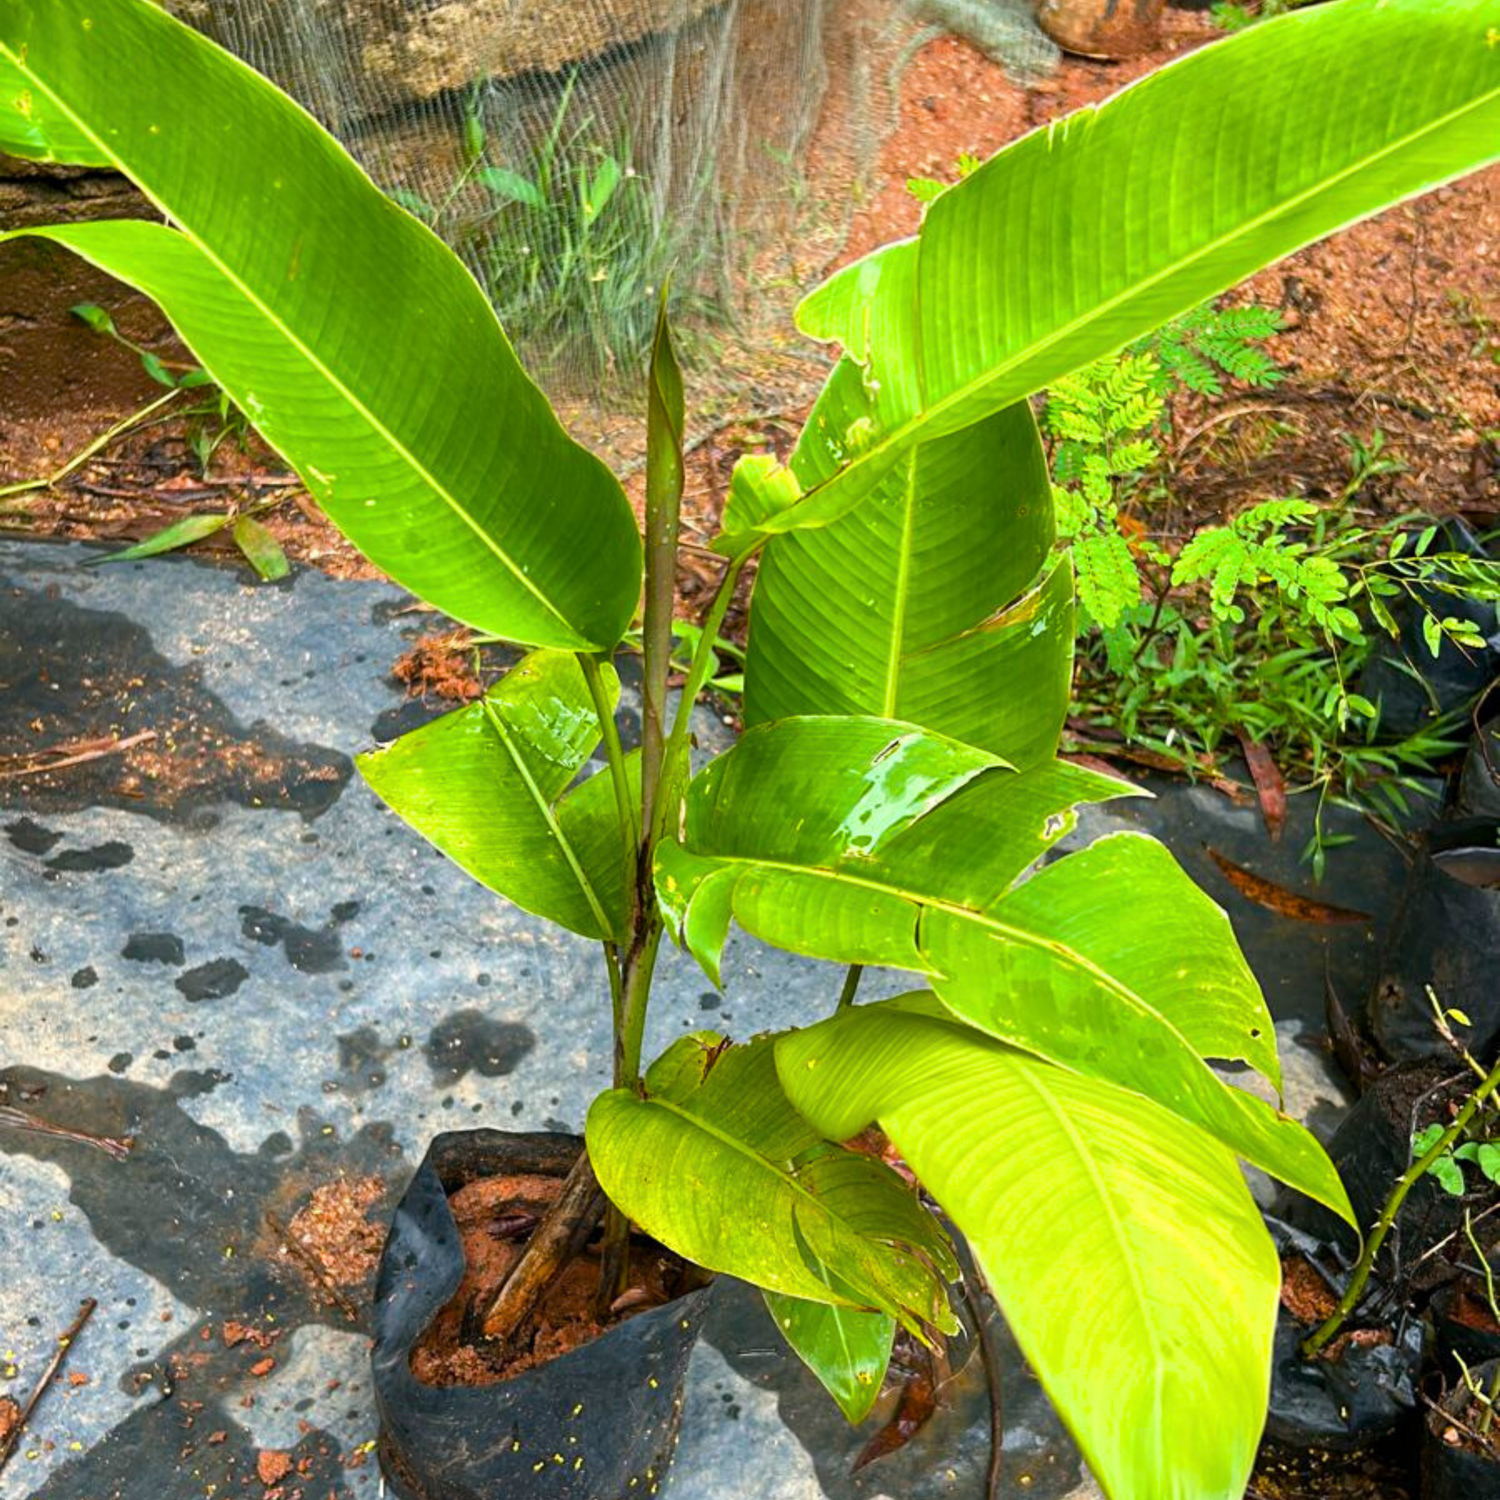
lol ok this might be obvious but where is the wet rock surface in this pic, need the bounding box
[0,540,1402,1497]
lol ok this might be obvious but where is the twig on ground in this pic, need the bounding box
[264,1210,361,1322]
[0,730,157,783]
[0,1298,98,1478]
[0,1105,133,1161]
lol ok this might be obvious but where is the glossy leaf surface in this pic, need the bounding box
[779,0,1500,533]
[659,717,1353,1222]
[587,1033,958,1334]
[745,403,1071,766]
[0,0,641,651]
[762,1293,895,1425]
[0,48,109,164]
[357,651,629,941]
[777,999,1281,1500]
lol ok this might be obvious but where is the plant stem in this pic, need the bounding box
[580,650,638,905]
[651,554,748,847]
[1482,1361,1500,1439]
[593,304,685,1310]
[640,301,685,849]
[604,940,625,1049]
[0,388,183,502]
[837,964,864,1011]
[481,1146,606,1344]
[617,925,664,1093]
[1303,1053,1500,1358]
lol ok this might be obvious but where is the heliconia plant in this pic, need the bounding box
[3,1,1495,1494]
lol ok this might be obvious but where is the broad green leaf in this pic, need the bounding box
[90,510,230,564]
[0,0,641,652]
[357,651,629,941]
[763,1292,894,1425]
[659,717,1354,1222]
[782,0,1500,532]
[0,49,109,164]
[776,1000,1281,1500]
[231,514,291,580]
[745,402,1071,766]
[587,1033,958,1334]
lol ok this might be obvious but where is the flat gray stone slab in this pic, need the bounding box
[0,540,1396,1498]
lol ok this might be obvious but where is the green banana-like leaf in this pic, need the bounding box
[357,651,631,941]
[765,0,1500,536]
[588,1033,959,1335]
[0,0,641,652]
[776,999,1281,1500]
[658,717,1354,1223]
[763,1292,895,1426]
[0,48,109,163]
[744,402,1071,766]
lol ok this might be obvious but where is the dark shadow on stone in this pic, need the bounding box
[0,571,352,823]
[423,1009,536,1084]
[239,903,354,974]
[0,1062,409,1500]
[175,957,251,1002]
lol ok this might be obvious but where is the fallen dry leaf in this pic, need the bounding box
[1208,848,1371,924]
[851,1361,937,1472]
[1237,735,1287,842]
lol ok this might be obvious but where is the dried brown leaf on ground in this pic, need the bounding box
[1238,735,1288,842]
[1208,848,1372,925]
[851,1350,938,1473]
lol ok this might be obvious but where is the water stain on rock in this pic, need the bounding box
[239,903,353,974]
[0,1061,402,1320]
[332,1024,398,1095]
[45,839,134,872]
[122,932,185,966]
[5,816,61,854]
[0,575,351,823]
[423,1009,535,1084]
[0,1064,401,1500]
[175,957,250,1002]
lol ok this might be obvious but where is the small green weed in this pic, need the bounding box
[392,78,717,381]
[1210,0,1313,30]
[1415,1122,1500,1197]
[1048,304,1500,875]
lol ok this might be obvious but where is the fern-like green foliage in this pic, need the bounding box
[1043,301,1286,630]
[1172,499,1362,639]
[1152,305,1285,396]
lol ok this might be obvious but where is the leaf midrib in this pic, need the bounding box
[806,83,1500,512]
[479,696,614,939]
[722,844,1164,1022]
[881,450,919,717]
[632,1092,905,1311]
[2,34,582,643]
[717,845,1303,1145]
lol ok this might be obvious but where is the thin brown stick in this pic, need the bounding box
[0,730,156,783]
[0,1105,133,1161]
[481,1149,605,1345]
[1420,1390,1500,1462]
[959,1273,1004,1500]
[264,1211,360,1322]
[0,1298,97,1477]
